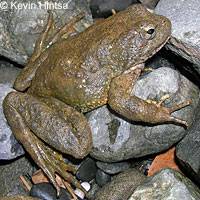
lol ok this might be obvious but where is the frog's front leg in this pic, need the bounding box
[108,67,190,126]
[3,92,92,197]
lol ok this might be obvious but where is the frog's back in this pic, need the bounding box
[30,4,171,112]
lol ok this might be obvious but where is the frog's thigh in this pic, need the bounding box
[3,91,92,159]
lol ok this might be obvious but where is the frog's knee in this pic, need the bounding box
[71,133,92,159]
[3,91,19,110]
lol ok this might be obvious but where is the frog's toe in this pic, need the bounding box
[158,100,190,126]
[41,146,87,197]
[167,115,189,127]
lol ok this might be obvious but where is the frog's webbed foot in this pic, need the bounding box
[34,138,87,197]
[3,92,91,197]
[146,94,190,126]
[14,11,85,92]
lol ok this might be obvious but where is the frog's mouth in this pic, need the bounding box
[146,36,170,60]
[126,35,170,71]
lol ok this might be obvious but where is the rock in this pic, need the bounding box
[96,161,131,174]
[128,168,200,200]
[88,180,100,200]
[176,104,200,184]
[139,0,159,9]
[30,182,72,200]
[76,158,97,182]
[88,67,199,162]
[0,195,40,200]
[0,61,21,87]
[90,0,137,18]
[95,169,111,187]
[155,0,200,80]
[0,0,93,65]
[95,168,146,200]
[0,156,34,197]
[74,182,90,199]
[0,83,25,160]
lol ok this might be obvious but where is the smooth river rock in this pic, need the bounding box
[128,168,200,200]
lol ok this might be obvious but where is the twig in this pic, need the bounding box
[63,181,78,200]
[19,175,31,191]
[111,9,116,15]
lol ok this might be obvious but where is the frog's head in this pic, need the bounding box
[114,4,171,70]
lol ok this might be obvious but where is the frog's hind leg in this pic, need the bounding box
[14,11,85,92]
[3,91,92,197]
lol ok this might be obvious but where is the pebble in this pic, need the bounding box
[95,169,112,187]
[76,158,97,182]
[96,161,131,174]
[74,182,90,199]
[30,182,72,200]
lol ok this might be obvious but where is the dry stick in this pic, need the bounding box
[63,181,78,200]
[19,175,31,191]
[111,9,116,14]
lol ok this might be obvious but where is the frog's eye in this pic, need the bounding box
[140,24,156,40]
[147,29,154,35]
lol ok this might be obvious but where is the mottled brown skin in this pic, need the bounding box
[3,4,190,197]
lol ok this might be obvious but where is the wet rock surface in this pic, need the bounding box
[88,67,199,162]
[128,168,200,200]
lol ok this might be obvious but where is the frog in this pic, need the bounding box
[3,4,190,197]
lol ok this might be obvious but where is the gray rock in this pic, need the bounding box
[96,161,131,174]
[30,182,72,200]
[128,168,200,200]
[0,83,24,160]
[95,168,146,200]
[88,181,100,200]
[89,67,199,162]
[155,0,200,78]
[139,0,159,9]
[76,158,97,182]
[176,104,200,184]
[0,156,34,197]
[95,169,111,187]
[0,0,93,65]
[0,61,21,87]
[90,0,136,18]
